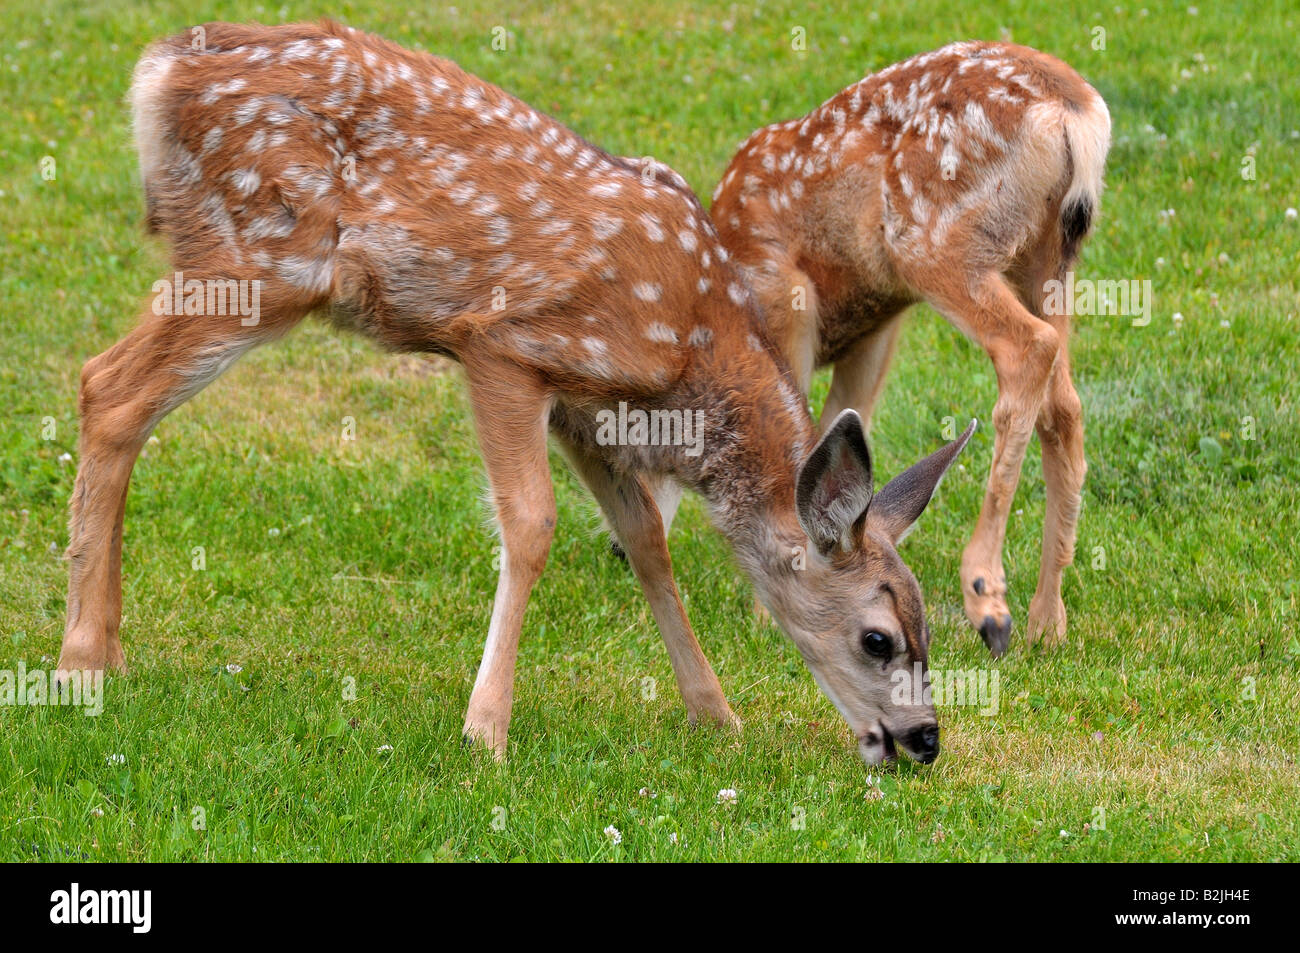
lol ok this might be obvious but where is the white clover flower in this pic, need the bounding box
[1286,208,1298,221]
[376,744,393,753]
[226,663,243,674]
[106,754,126,765]
[716,788,738,805]
[58,452,72,464]
[668,832,679,845]
[603,825,622,845]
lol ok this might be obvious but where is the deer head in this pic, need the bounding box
[747,413,976,765]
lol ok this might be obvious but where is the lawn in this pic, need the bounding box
[1,0,1296,861]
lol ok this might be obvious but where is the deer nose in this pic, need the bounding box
[907,724,941,763]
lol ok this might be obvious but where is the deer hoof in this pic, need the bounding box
[55,627,125,683]
[688,702,742,733]
[462,717,509,761]
[1026,594,1067,647]
[961,560,1013,656]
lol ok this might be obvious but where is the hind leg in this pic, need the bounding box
[919,271,1060,656]
[58,289,308,680]
[1026,354,1084,646]
[1026,291,1086,645]
[1010,255,1087,647]
[459,361,557,757]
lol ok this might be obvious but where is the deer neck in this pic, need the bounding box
[668,323,819,622]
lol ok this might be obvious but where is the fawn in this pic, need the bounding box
[709,42,1111,656]
[58,21,973,765]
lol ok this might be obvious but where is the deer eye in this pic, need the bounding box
[861,630,892,660]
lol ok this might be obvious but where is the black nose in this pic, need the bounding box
[907,724,941,763]
[979,615,1012,657]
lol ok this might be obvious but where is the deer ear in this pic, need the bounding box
[865,419,976,544]
[796,410,874,556]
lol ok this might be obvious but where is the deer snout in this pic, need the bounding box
[902,723,941,764]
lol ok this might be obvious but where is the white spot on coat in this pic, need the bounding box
[645,322,678,344]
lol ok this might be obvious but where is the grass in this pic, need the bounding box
[1,0,1297,861]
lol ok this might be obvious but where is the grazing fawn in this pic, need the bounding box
[59,21,973,764]
[710,42,1111,655]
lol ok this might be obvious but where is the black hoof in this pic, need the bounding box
[608,537,628,563]
[979,614,1012,657]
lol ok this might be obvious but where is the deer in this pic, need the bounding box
[707,42,1111,657]
[57,20,975,766]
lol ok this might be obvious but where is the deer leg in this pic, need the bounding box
[1012,253,1087,647]
[60,299,302,680]
[1026,359,1083,646]
[609,474,683,559]
[818,311,907,433]
[927,274,1060,656]
[460,363,556,758]
[558,439,738,729]
[1027,331,1085,646]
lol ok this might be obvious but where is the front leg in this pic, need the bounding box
[818,310,908,433]
[557,437,738,730]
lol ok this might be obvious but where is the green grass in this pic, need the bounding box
[2,0,1298,861]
